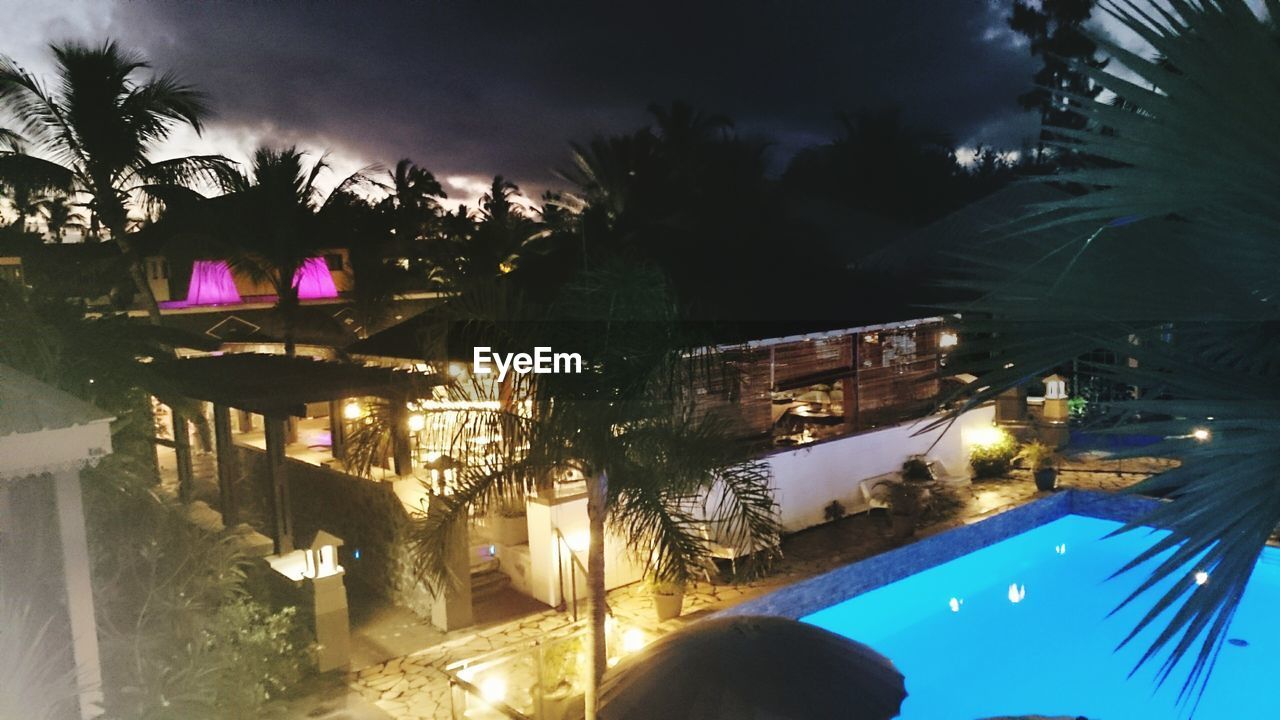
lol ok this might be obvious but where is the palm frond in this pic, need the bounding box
[0,596,78,720]
[936,0,1280,702]
[124,154,242,194]
[0,152,75,195]
[0,54,79,161]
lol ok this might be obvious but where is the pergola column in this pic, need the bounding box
[213,405,240,527]
[390,401,412,477]
[236,409,254,433]
[844,335,860,430]
[173,411,195,502]
[328,400,346,460]
[54,470,105,719]
[264,415,294,554]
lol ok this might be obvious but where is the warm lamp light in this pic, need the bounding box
[967,424,1009,449]
[566,530,589,552]
[447,361,467,379]
[1192,428,1210,441]
[622,628,646,653]
[479,676,506,704]
[939,331,958,349]
[408,413,426,432]
[343,401,362,420]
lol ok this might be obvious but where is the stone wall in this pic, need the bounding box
[236,447,437,617]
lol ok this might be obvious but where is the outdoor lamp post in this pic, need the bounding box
[266,529,351,672]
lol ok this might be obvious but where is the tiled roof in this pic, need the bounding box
[0,364,114,438]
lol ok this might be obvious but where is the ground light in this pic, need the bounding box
[479,677,506,704]
[1192,427,1211,441]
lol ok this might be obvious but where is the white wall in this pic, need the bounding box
[518,404,997,605]
[766,405,996,533]
[526,493,646,608]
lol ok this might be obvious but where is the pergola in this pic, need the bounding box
[0,364,114,719]
[150,354,441,553]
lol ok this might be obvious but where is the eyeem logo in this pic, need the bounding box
[473,347,583,382]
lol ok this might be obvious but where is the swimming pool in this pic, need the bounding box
[801,514,1280,719]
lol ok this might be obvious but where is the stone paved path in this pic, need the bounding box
[339,456,1176,720]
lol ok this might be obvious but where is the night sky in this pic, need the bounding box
[6,0,1045,205]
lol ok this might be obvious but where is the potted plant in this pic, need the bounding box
[649,577,686,621]
[1019,441,1059,492]
[902,455,935,483]
[886,482,929,540]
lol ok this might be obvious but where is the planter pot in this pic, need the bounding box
[888,512,916,540]
[653,588,685,621]
[1034,468,1058,492]
[490,514,528,546]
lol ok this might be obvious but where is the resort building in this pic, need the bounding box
[142,309,995,635]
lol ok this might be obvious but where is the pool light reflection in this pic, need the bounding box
[1008,584,1027,604]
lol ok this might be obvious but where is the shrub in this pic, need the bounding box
[902,456,934,482]
[82,453,314,720]
[969,429,1018,478]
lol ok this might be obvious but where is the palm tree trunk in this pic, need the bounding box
[280,289,299,358]
[126,257,163,325]
[584,470,608,720]
[105,217,163,324]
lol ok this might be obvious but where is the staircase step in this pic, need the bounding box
[470,569,510,597]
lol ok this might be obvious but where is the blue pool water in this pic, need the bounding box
[803,515,1280,719]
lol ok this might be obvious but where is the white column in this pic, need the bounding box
[54,470,104,719]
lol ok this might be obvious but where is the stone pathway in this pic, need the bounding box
[338,456,1176,720]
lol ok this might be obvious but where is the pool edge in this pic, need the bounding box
[721,489,1164,620]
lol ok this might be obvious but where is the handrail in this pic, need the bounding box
[552,526,589,621]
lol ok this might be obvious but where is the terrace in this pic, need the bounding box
[334,459,1174,720]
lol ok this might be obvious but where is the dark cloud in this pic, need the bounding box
[100,0,1037,196]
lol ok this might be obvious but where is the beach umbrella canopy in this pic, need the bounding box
[598,615,906,720]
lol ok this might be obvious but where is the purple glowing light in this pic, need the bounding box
[292,257,339,300]
[185,260,242,305]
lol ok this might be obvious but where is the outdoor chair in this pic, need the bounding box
[859,475,895,513]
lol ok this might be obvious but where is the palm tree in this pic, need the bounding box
[0,175,42,231]
[36,195,87,242]
[941,0,1280,703]
[410,264,780,720]
[197,146,372,356]
[380,157,447,242]
[0,41,237,323]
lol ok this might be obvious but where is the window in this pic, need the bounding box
[148,258,168,280]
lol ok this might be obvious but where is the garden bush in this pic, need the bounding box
[83,450,313,720]
[969,430,1018,478]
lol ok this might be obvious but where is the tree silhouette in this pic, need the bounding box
[0,41,238,323]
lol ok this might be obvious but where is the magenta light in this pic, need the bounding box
[292,257,339,300]
[186,260,242,305]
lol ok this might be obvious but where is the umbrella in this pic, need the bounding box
[598,615,906,720]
